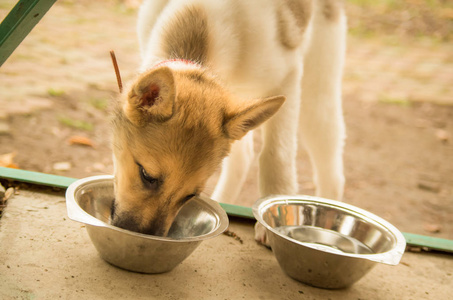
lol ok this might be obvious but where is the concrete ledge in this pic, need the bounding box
[0,189,452,299]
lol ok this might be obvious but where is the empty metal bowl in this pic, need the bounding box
[253,195,406,289]
[66,175,228,273]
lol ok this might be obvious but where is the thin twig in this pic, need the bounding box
[223,229,244,244]
[110,50,123,93]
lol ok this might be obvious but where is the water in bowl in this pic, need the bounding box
[274,225,374,255]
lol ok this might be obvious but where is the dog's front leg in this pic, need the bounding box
[298,1,347,201]
[259,74,301,197]
[254,72,302,245]
[212,131,255,203]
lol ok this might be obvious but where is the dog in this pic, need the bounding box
[110,0,346,242]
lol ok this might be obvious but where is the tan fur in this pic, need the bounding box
[277,0,313,49]
[162,5,210,64]
[112,65,284,235]
[322,0,344,22]
[113,68,230,234]
[224,96,285,140]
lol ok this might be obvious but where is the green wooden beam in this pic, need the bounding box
[220,202,254,219]
[0,166,77,188]
[0,0,57,66]
[1,167,452,253]
[404,233,453,253]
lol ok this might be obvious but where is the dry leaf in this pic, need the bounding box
[423,223,442,233]
[68,136,95,148]
[0,184,5,199]
[53,162,72,171]
[4,187,15,201]
[406,246,422,253]
[417,180,440,193]
[93,163,105,171]
[435,129,449,143]
[0,152,19,168]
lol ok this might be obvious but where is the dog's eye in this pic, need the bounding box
[138,164,159,189]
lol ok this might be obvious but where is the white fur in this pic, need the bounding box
[137,0,346,243]
[153,59,201,71]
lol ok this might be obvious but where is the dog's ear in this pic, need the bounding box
[224,95,285,140]
[123,67,176,126]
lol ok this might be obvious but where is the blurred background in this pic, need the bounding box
[0,0,452,239]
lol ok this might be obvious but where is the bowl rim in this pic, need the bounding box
[253,195,406,265]
[66,175,229,243]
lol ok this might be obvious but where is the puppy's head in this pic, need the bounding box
[111,64,284,236]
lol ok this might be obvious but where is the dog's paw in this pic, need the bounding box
[254,222,271,249]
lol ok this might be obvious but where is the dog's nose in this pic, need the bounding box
[111,214,143,234]
[111,213,169,236]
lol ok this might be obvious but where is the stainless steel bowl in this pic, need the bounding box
[66,175,228,273]
[253,195,406,289]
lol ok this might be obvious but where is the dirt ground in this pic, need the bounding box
[0,0,452,240]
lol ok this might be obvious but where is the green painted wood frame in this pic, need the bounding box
[0,0,57,66]
[1,167,452,253]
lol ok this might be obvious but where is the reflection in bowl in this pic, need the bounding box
[66,175,228,273]
[253,195,406,289]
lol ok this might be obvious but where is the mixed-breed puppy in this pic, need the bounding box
[110,0,346,244]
